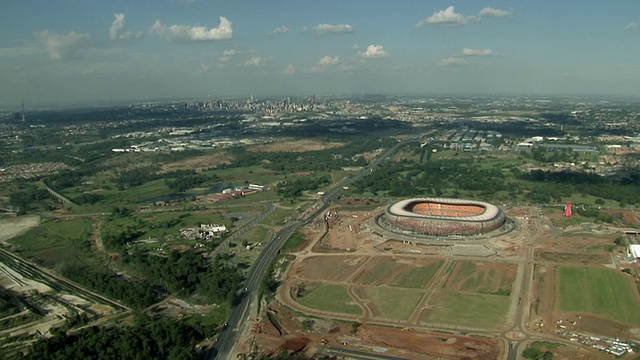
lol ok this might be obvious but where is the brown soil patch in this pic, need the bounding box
[281,337,309,351]
[555,312,633,339]
[352,326,500,360]
[602,209,640,226]
[249,302,502,360]
[160,152,234,172]
[535,251,610,265]
[247,139,344,152]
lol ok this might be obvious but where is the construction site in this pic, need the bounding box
[237,200,640,360]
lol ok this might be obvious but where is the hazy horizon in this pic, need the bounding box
[2,0,640,108]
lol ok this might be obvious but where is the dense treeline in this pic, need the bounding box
[276,175,330,198]
[114,165,162,188]
[353,158,505,198]
[73,193,104,205]
[123,252,243,304]
[60,265,157,309]
[21,317,203,360]
[166,172,221,192]
[102,227,144,250]
[520,169,640,206]
[8,183,51,214]
[0,287,22,316]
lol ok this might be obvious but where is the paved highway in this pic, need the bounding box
[206,140,411,360]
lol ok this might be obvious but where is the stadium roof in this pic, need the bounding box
[630,244,640,259]
[387,198,502,222]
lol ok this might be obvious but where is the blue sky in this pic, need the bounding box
[1,0,639,107]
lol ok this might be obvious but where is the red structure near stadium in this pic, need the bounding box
[563,202,572,217]
[384,198,506,236]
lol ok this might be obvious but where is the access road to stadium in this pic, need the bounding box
[206,140,412,360]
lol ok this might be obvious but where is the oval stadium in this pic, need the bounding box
[383,198,506,236]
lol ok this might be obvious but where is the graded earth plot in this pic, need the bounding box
[291,255,368,282]
[355,286,423,320]
[421,291,512,329]
[293,283,363,316]
[418,260,517,329]
[353,257,444,288]
[444,260,517,296]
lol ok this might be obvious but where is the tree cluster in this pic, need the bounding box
[276,175,330,198]
[520,169,640,206]
[21,317,203,360]
[353,158,505,198]
[8,184,51,214]
[165,172,220,192]
[123,251,243,304]
[60,265,157,309]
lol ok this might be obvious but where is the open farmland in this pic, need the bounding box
[557,266,640,325]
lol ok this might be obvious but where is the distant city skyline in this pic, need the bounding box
[1,0,640,108]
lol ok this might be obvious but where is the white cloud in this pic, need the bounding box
[241,56,265,67]
[219,50,241,65]
[283,64,296,75]
[309,24,354,35]
[417,6,469,28]
[318,55,340,66]
[223,49,240,56]
[110,13,141,40]
[34,30,93,60]
[478,7,511,19]
[269,26,289,35]
[626,22,639,31]
[358,44,389,58]
[149,16,232,42]
[416,6,511,28]
[307,55,341,73]
[462,48,493,56]
[439,56,468,67]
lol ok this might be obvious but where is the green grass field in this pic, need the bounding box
[425,291,511,329]
[356,258,396,285]
[392,261,444,289]
[557,266,640,325]
[9,218,103,269]
[360,287,423,320]
[295,283,363,316]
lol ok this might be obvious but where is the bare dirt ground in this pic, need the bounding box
[0,215,40,243]
[247,301,502,360]
[161,152,234,172]
[247,139,344,153]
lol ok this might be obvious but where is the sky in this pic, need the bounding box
[1,0,640,108]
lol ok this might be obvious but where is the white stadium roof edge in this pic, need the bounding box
[630,244,640,259]
[387,197,502,222]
